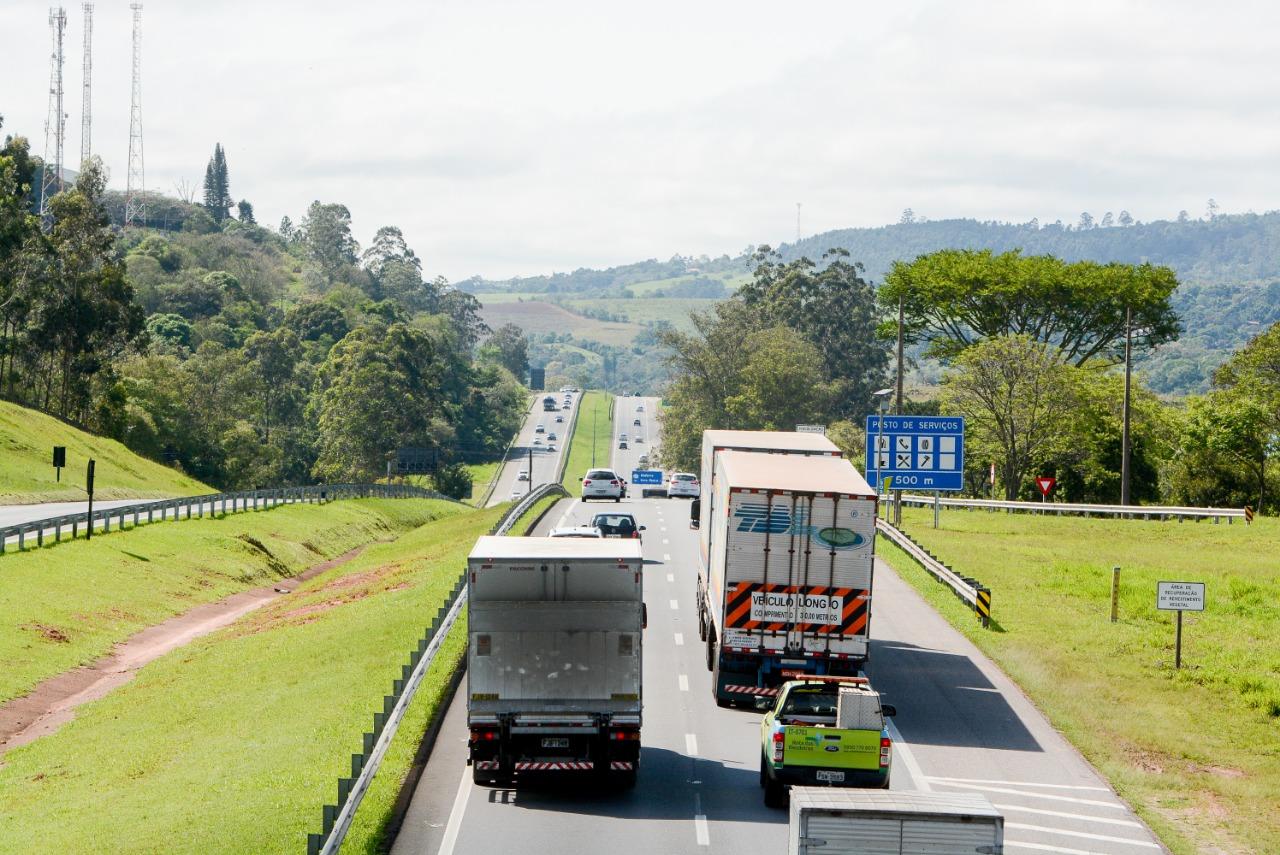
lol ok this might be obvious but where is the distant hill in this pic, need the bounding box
[463,212,1280,394]
[0,400,212,504]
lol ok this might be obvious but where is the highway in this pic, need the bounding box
[393,395,1166,855]
[484,391,581,507]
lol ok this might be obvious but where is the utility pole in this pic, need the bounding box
[527,447,534,495]
[40,6,68,221]
[893,297,905,524]
[80,3,92,167]
[124,3,146,227]
[1121,306,1133,506]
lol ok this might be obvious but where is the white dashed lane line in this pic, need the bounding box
[666,573,674,583]
[1005,823,1160,848]
[678,674,689,692]
[664,554,671,562]
[992,804,1142,828]
[685,733,698,756]
[670,599,679,610]
[674,633,684,646]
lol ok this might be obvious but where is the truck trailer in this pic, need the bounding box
[542,395,558,412]
[788,789,1004,855]
[697,450,878,706]
[466,536,645,787]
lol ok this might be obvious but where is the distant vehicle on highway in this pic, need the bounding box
[636,403,644,412]
[547,443,556,451]
[555,415,564,423]
[591,512,644,540]
[547,432,557,441]
[535,424,545,433]
[634,436,644,444]
[532,438,544,446]
[542,395,558,412]
[548,526,603,538]
[517,469,530,481]
[582,468,624,501]
[667,472,700,498]
[618,439,628,450]
[633,418,641,426]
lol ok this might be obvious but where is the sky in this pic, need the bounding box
[2,0,1278,280]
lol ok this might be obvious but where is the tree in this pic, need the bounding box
[722,326,841,429]
[1179,393,1274,513]
[880,249,1181,366]
[482,323,529,380]
[146,313,193,350]
[202,144,232,222]
[301,201,359,282]
[1078,212,1094,230]
[899,208,915,225]
[236,199,255,224]
[940,335,1080,500]
[1206,198,1219,220]
[431,462,473,500]
[1118,210,1134,227]
[1100,212,1114,228]
[279,216,296,242]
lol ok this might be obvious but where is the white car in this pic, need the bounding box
[517,469,530,482]
[668,472,700,498]
[582,468,624,502]
[532,438,544,446]
[535,424,546,434]
[555,415,564,423]
[547,443,557,451]
[550,526,603,538]
[636,404,644,412]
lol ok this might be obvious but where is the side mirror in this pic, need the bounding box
[639,525,647,531]
[881,704,897,718]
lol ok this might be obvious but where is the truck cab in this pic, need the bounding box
[759,675,895,806]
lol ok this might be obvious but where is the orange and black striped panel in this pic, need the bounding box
[724,582,869,635]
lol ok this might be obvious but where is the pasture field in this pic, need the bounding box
[563,297,718,331]
[0,400,211,503]
[879,507,1280,855]
[0,499,455,704]
[562,391,614,495]
[477,300,643,347]
[0,503,502,854]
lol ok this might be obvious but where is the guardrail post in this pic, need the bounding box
[975,587,991,627]
[37,526,43,548]
[54,521,61,543]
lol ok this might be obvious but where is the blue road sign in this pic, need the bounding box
[864,415,965,492]
[631,469,665,485]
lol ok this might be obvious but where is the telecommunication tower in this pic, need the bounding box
[124,3,146,227]
[39,6,68,219]
[80,3,93,167]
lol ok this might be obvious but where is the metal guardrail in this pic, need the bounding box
[892,494,1247,523]
[476,393,539,508]
[0,483,447,556]
[307,479,571,854]
[876,518,992,627]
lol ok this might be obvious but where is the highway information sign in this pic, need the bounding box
[864,415,965,492]
[630,469,664,485]
[1157,581,1205,612]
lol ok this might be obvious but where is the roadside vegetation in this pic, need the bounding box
[562,391,614,495]
[879,507,1280,855]
[510,493,561,535]
[0,498,456,703]
[0,503,502,853]
[0,400,211,503]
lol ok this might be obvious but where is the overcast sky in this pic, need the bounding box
[3,0,1277,280]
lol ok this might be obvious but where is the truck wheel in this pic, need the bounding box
[613,768,638,790]
[759,754,768,788]
[697,606,707,642]
[705,630,716,672]
[763,771,787,808]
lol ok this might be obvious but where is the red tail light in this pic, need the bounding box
[583,480,592,486]
[610,729,641,741]
[880,736,892,767]
[470,728,499,742]
[772,730,785,763]
[610,480,619,485]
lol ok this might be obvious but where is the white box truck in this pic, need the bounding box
[698,450,878,706]
[466,536,645,787]
[789,789,1004,855]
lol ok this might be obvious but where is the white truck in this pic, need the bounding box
[466,536,645,787]
[697,449,878,706]
[788,789,1004,855]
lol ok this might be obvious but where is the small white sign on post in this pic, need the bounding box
[1157,581,1205,612]
[795,424,827,435]
[1156,581,1204,669]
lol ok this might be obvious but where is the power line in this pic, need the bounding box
[124,2,145,227]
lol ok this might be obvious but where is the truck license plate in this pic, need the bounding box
[815,770,845,783]
[541,737,569,749]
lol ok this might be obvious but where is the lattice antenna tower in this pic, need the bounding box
[80,3,93,167]
[124,3,146,227]
[39,6,68,220]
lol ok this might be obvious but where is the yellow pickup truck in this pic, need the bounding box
[758,675,896,807]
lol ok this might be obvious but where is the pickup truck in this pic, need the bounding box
[759,675,895,807]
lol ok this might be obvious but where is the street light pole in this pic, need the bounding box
[1121,306,1133,506]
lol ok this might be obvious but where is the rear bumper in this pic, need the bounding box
[770,763,888,789]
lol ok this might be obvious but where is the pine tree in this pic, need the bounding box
[201,144,232,221]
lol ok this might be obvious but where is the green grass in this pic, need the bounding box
[0,498,456,704]
[476,301,643,347]
[562,391,614,495]
[879,508,1280,855]
[462,460,502,505]
[0,503,504,854]
[0,400,212,503]
[563,297,719,332]
[509,494,561,535]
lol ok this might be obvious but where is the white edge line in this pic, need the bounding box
[1005,822,1159,848]
[884,718,929,792]
[991,803,1141,828]
[930,775,1110,791]
[435,760,473,855]
[931,781,1128,808]
[1003,839,1136,855]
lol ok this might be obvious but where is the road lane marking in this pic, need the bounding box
[667,573,674,583]
[992,804,1142,827]
[554,499,582,528]
[670,599,679,610]
[436,769,473,855]
[1006,823,1159,847]
[678,674,689,691]
[674,633,684,646]
[884,718,930,792]
[930,781,1128,808]
[663,538,669,544]
[1003,843,1123,855]
[694,815,710,846]
[664,553,671,562]
[686,733,698,756]
[931,776,1110,791]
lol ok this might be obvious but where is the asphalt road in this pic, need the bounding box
[0,499,143,529]
[485,392,580,507]
[394,402,1166,855]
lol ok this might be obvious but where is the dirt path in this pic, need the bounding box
[0,545,371,755]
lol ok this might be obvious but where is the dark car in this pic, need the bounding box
[591,512,645,539]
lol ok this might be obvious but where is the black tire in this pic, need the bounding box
[705,630,716,672]
[763,770,786,808]
[759,754,768,788]
[613,769,638,790]
[697,606,708,642]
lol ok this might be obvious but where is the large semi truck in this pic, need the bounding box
[466,536,645,787]
[697,450,878,706]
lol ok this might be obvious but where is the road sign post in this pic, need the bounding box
[53,446,66,482]
[1157,581,1205,668]
[84,459,96,541]
[1035,477,1056,511]
[1110,566,1120,623]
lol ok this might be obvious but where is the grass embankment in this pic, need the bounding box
[0,502,503,853]
[0,498,453,704]
[879,507,1280,855]
[510,494,562,536]
[562,391,614,495]
[462,460,502,505]
[0,400,211,503]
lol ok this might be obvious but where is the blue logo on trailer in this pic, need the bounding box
[631,469,664,485]
[732,505,867,550]
[864,415,966,492]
